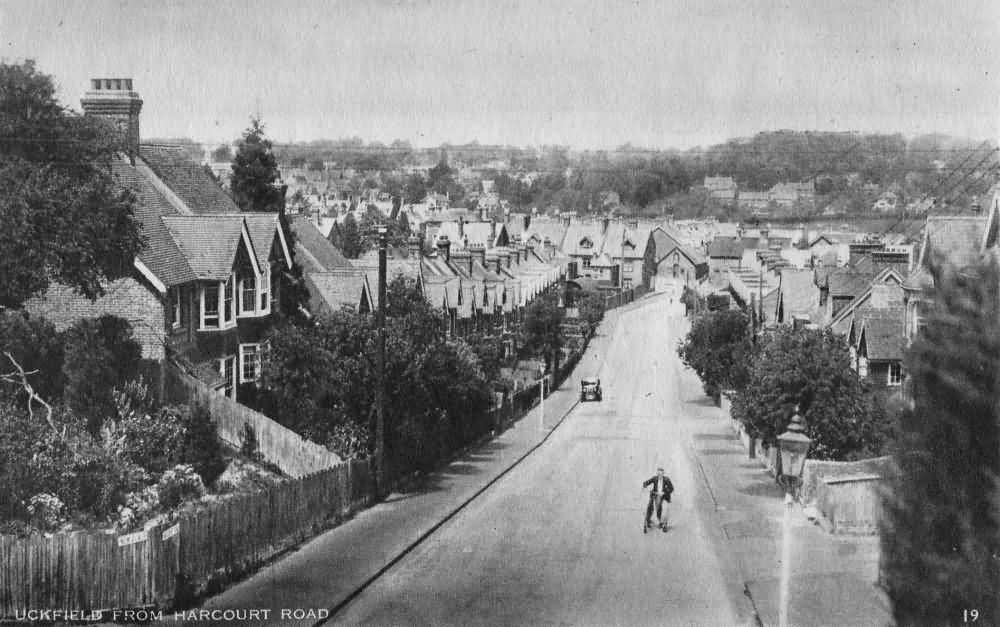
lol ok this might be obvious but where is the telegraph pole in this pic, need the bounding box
[375,224,388,497]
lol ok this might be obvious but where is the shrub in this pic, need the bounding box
[240,422,262,461]
[157,465,205,509]
[63,315,142,435]
[0,310,64,403]
[116,486,159,531]
[178,404,226,485]
[27,493,66,532]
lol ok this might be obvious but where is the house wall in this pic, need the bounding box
[24,276,166,360]
[709,257,740,282]
[655,249,697,286]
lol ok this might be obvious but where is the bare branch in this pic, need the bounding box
[1,351,56,434]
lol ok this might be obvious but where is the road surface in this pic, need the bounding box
[330,294,750,627]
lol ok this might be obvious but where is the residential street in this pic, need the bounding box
[330,293,752,627]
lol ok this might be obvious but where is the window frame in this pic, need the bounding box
[259,264,272,314]
[239,343,261,384]
[888,362,903,387]
[170,286,183,329]
[200,283,221,329]
[238,273,256,317]
[218,355,236,398]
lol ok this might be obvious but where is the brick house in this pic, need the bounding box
[643,226,707,289]
[706,237,745,283]
[24,79,291,401]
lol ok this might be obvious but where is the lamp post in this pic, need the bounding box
[538,365,546,432]
[374,224,388,497]
[776,406,812,627]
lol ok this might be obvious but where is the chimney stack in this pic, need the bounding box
[407,235,421,257]
[436,235,451,262]
[490,219,497,245]
[80,78,143,164]
[469,244,486,269]
[458,216,465,240]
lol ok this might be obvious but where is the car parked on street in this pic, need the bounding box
[580,376,602,402]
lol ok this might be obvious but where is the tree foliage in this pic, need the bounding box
[881,261,1000,626]
[731,326,887,460]
[338,213,365,258]
[677,310,752,396]
[0,60,144,308]
[230,118,284,214]
[62,315,143,435]
[258,277,492,473]
[522,292,564,373]
[210,144,232,162]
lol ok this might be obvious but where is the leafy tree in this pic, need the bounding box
[731,326,887,460]
[881,261,1000,626]
[0,310,64,403]
[522,292,564,373]
[404,173,427,204]
[210,144,232,162]
[575,291,606,335]
[308,159,325,172]
[677,309,752,396]
[0,60,144,308]
[62,315,142,435]
[339,213,365,258]
[289,156,306,168]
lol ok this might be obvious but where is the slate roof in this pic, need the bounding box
[304,269,372,315]
[708,237,745,259]
[778,269,820,321]
[140,145,240,214]
[563,223,606,256]
[827,270,878,298]
[112,161,197,286]
[289,215,352,272]
[651,227,706,265]
[161,216,248,281]
[242,213,284,270]
[602,224,650,259]
[919,215,987,271]
[859,313,905,361]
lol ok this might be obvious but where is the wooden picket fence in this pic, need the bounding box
[0,459,372,618]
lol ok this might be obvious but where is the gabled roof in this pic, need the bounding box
[243,213,292,270]
[289,215,352,272]
[707,237,744,259]
[160,215,259,281]
[777,269,820,322]
[827,270,878,299]
[858,312,906,361]
[304,268,374,315]
[563,223,606,256]
[917,214,988,271]
[140,145,241,214]
[651,227,706,266]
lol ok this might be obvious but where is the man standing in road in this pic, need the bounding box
[642,466,674,531]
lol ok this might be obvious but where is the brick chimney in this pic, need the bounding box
[469,244,486,270]
[436,235,451,262]
[490,219,497,245]
[458,216,465,240]
[80,78,143,164]
[407,235,421,257]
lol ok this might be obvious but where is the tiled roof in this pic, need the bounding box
[289,215,352,272]
[651,227,706,265]
[563,223,605,256]
[140,145,241,214]
[708,237,744,258]
[920,215,987,271]
[828,270,877,298]
[161,216,246,281]
[304,269,372,315]
[860,313,905,361]
[779,269,820,321]
[242,213,282,270]
[111,161,196,286]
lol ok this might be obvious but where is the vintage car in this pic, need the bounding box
[580,376,602,402]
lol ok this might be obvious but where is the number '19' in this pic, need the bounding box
[964,609,979,622]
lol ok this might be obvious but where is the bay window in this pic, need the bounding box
[199,274,238,330]
[170,286,183,328]
[239,273,256,316]
[259,265,271,314]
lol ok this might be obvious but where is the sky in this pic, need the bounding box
[2,0,998,150]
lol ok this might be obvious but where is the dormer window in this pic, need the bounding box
[580,238,593,249]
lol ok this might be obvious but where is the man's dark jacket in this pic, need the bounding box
[642,475,674,502]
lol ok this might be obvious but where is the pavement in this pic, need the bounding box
[664,310,895,627]
[189,289,893,627]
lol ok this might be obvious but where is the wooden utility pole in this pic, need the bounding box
[375,224,388,496]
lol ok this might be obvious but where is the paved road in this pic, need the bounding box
[332,295,750,627]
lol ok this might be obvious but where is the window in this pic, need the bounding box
[239,343,261,383]
[218,355,236,398]
[170,286,183,328]
[201,284,220,328]
[580,238,593,249]
[223,274,235,325]
[259,265,271,313]
[582,256,591,268]
[624,261,634,273]
[888,363,903,387]
[239,274,256,316]
[623,278,632,289]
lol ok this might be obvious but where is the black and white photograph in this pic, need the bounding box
[1,1,998,625]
